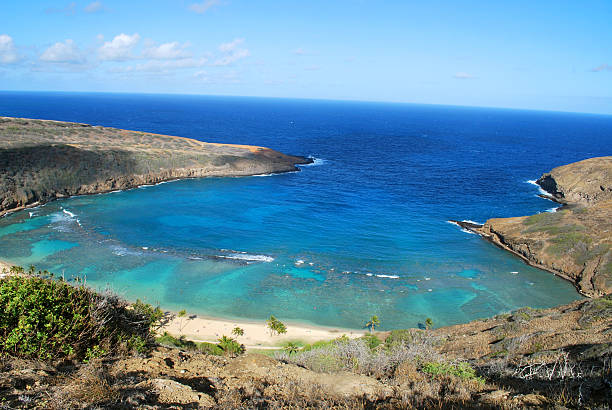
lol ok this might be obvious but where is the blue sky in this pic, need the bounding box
[1,0,611,114]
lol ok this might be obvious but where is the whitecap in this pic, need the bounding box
[219,253,274,263]
[428,289,433,292]
[511,271,518,274]
[142,246,149,250]
[366,273,373,276]
[546,207,559,213]
[376,274,399,279]
[298,157,326,167]
[295,259,305,265]
[28,212,34,218]
[461,219,482,225]
[526,179,554,198]
[424,277,431,281]
[461,228,477,235]
[110,245,141,257]
[62,209,77,218]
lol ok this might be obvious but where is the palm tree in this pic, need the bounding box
[266,315,287,336]
[232,327,244,337]
[177,309,187,333]
[284,342,300,355]
[365,315,380,333]
[217,335,244,356]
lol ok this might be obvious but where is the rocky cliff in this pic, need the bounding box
[0,117,312,216]
[455,157,612,297]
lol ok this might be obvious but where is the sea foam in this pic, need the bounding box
[220,253,275,263]
[298,157,326,167]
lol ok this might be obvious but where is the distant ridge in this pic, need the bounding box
[0,116,312,216]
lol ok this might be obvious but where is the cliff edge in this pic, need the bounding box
[0,117,312,216]
[456,157,612,297]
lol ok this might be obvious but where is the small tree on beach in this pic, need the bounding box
[177,309,187,333]
[365,315,380,333]
[266,315,287,336]
[232,327,244,337]
[425,317,433,330]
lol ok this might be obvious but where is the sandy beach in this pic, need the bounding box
[0,257,363,347]
[0,259,12,277]
[160,312,366,348]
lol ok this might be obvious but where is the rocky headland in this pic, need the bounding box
[0,117,312,217]
[454,157,612,297]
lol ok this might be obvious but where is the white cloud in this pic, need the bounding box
[143,42,191,60]
[40,39,84,63]
[109,58,207,73]
[213,38,250,66]
[304,65,320,71]
[218,38,244,53]
[84,1,104,13]
[293,48,306,56]
[45,2,76,16]
[453,72,476,79]
[592,64,612,72]
[194,70,241,84]
[98,33,140,61]
[189,0,220,14]
[0,34,18,64]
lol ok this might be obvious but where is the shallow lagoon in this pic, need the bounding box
[2,92,611,329]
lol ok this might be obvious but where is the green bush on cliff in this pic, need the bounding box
[0,269,161,361]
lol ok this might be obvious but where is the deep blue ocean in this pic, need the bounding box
[1,91,611,330]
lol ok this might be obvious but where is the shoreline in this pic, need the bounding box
[0,167,310,219]
[449,219,587,297]
[160,310,365,348]
[0,256,364,346]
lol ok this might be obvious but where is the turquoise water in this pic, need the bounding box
[1,92,609,330]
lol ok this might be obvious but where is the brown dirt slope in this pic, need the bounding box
[0,116,311,216]
[457,157,612,297]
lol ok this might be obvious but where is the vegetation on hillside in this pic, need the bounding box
[0,267,162,361]
[0,266,610,408]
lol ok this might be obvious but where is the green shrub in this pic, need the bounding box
[198,342,224,356]
[421,361,484,383]
[132,299,164,330]
[0,270,158,361]
[384,329,415,348]
[302,335,349,352]
[359,333,382,350]
[155,331,227,356]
